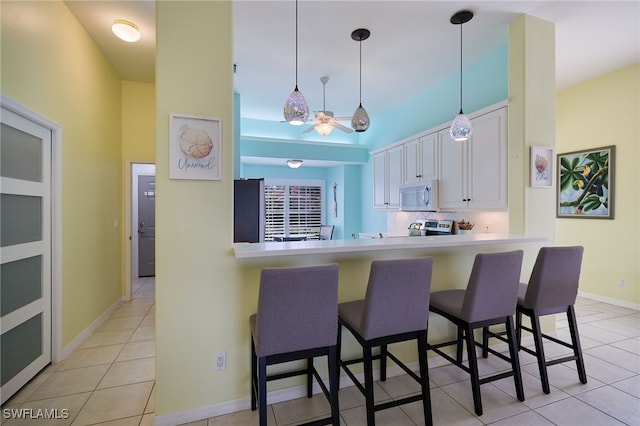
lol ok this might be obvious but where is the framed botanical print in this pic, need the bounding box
[557,145,615,219]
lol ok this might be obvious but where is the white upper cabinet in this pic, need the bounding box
[403,133,439,184]
[373,145,403,209]
[439,107,507,211]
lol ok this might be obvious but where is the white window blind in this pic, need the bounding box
[264,179,324,241]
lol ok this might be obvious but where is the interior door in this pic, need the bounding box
[0,108,52,404]
[137,175,155,277]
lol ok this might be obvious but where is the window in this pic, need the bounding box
[264,179,324,241]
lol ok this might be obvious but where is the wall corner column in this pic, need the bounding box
[508,15,556,243]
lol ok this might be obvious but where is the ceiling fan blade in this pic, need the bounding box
[302,125,315,133]
[333,122,354,133]
[333,116,352,121]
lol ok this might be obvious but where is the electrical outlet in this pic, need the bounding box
[619,278,626,288]
[215,352,226,370]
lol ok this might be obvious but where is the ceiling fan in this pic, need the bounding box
[303,76,353,135]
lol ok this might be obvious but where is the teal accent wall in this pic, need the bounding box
[241,163,329,180]
[359,46,508,150]
[240,137,369,164]
[242,117,361,144]
[233,93,241,179]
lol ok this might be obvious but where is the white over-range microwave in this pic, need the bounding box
[399,181,440,212]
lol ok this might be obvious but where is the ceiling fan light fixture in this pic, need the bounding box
[287,159,303,169]
[315,122,334,136]
[351,28,371,133]
[112,19,141,43]
[449,10,474,142]
[283,0,309,125]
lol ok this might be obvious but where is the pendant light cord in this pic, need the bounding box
[459,22,463,114]
[359,37,363,106]
[295,0,299,88]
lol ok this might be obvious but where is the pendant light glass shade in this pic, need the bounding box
[351,29,371,132]
[450,110,473,141]
[283,0,309,125]
[351,104,370,132]
[449,11,474,141]
[283,86,309,125]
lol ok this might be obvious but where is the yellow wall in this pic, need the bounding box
[556,64,640,304]
[155,1,238,414]
[1,0,123,346]
[122,81,156,162]
[121,81,156,294]
[508,15,557,281]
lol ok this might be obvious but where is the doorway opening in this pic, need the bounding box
[129,163,155,299]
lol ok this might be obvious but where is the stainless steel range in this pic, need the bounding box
[421,219,454,236]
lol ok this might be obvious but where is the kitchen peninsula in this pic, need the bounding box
[233,233,546,259]
[233,232,550,375]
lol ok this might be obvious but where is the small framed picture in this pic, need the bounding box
[557,145,615,219]
[169,113,222,180]
[530,146,554,188]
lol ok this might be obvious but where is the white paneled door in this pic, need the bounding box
[0,107,52,404]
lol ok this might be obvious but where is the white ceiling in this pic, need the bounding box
[65,0,640,126]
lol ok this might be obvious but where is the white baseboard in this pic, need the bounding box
[58,297,123,361]
[578,291,640,311]
[153,362,416,426]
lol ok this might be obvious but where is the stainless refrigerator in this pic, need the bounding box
[233,178,265,243]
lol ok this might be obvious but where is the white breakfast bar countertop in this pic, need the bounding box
[232,233,547,259]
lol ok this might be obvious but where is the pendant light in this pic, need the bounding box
[449,10,474,142]
[283,0,309,126]
[351,28,371,132]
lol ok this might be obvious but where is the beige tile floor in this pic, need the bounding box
[2,279,639,425]
[2,277,156,426]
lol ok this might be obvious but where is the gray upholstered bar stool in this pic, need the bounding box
[337,257,434,426]
[512,246,586,394]
[250,264,340,426]
[428,250,525,416]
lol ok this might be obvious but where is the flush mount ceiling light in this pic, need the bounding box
[112,19,141,43]
[449,10,474,142]
[351,28,371,133]
[283,0,309,126]
[287,159,303,169]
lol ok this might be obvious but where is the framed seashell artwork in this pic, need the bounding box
[170,113,222,180]
[530,145,553,188]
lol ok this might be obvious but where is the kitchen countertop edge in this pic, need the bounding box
[232,234,547,259]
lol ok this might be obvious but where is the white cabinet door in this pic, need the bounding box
[418,133,438,182]
[439,107,507,211]
[373,151,387,209]
[387,145,403,208]
[403,133,438,184]
[468,108,507,210]
[439,130,467,210]
[403,138,421,184]
[373,146,403,210]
